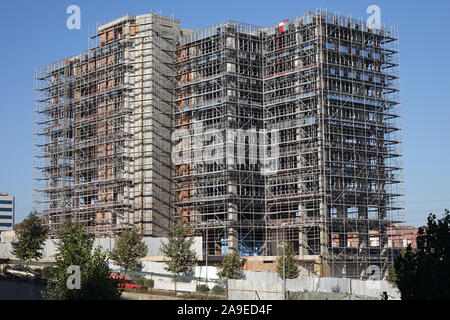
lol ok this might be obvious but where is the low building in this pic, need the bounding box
[0,193,14,237]
[387,225,418,249]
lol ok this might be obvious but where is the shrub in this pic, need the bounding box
[196,284,209,294]
[42,222,121,300]
[144,279,154,288]
[211,285,224,295]
[134,278,154,289]
[1,264,11,274]
[41,266,57,280]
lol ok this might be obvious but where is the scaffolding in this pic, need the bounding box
[173,9,403,278]
[263,10,403,278]
[34,13,180,238]
[174,21,266,256]
[34,9,403,278]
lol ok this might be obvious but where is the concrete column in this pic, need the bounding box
[358,206,368,251]
[360,266,367,278]
[358,206,368,277]
[228,228,238,253]
[319,202,328,257]
[228,198,238,253]
[338,206,346,248]
[380,225,388,256]
[299,228,308,257]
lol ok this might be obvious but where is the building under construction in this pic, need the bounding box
[35,9,403,278]
[35,13,180,237]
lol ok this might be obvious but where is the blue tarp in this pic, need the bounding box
[221,235,262,256]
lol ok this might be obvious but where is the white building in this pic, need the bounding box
[0,192,14,236]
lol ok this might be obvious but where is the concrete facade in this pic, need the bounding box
[228,270,400,300]
[35,14,180,237]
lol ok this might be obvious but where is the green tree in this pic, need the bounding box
[161,217,197,294]
[12,211,48,265]
[216,250,244,299]
[388,210,450,300]
[276,242,299,279]
[216,251,244,280]
[109,227,148,271]
[42,222,121,300]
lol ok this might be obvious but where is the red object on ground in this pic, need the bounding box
[108,273,143,290]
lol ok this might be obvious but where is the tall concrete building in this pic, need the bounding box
[35,10,402,278]
[35,14,180,237]
[0,193,15,235]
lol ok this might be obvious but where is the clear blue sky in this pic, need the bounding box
[0,0,449,227]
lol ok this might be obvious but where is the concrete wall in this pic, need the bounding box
[0,236,203,260]
[153,279,196,293]
[229,273,284,300]
[110,260,220,293]
[0,230,17,243]
[0,242,12,259]
[139,261,219,280]
[288,291,378,300]
[228,271,401,300]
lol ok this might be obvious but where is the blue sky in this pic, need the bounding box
[0,0,449,227]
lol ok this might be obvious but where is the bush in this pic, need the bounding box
[144,279,154,288]
[1,264,11,274]
[42,223,121,300]
[196,284,209,294]
[41,266,57,280]
[211,285,224,295]
[135,278,154,289]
